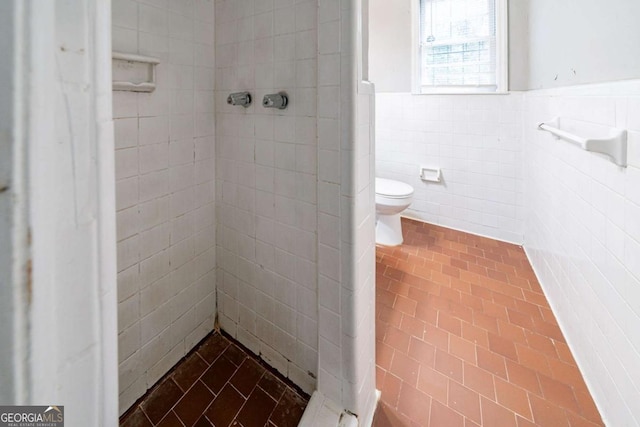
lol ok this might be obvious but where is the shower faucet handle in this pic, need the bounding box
[262,93,288,109]
[227,92,252,107]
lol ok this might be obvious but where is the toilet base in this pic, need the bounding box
[376,213,404,246]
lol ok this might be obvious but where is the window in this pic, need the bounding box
[414,0,507,93]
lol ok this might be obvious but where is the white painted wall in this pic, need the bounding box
[368,0,412,93]
[521,2,640,423]
[369,0,530,92]
[527,0,640,89]
[376,92,525,243]
[214,0,319,394]
[524,80,640,426]
[112,0,217,414]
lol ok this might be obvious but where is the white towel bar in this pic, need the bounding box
[537,118,627,167]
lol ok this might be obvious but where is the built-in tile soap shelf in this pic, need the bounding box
[537,117,627,167]
[112,52,160,93]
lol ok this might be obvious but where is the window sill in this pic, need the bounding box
[411,91,512,96]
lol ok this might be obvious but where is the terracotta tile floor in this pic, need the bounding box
[120,332,308,427]
[373,218,604,427]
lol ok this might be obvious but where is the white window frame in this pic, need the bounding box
[411,0,509,94]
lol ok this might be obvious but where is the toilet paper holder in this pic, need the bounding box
[420,166,442,183]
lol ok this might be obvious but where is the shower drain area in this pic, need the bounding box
[120,331,309,427]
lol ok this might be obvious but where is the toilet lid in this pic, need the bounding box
[375,178,414,198]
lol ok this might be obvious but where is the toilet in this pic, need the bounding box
[375,177,414,246]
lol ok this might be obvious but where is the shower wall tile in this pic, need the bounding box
[214,0,318,395]
[375,93,525,244]
[523,80,640,426]
[112,0,216,415]
[315,0,378,420]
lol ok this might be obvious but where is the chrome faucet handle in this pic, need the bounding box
[227,92,252,107]
[262,93,288,109]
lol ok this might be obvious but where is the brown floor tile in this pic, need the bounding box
[268,388,307,427]
[121,408,153,427]
[516,415,537,427]
[236,387,277,427]
[529,393,570,427]
[516,344,552,377]
[120,331,308,427]
[400,315,426,339]
[373,402,413,427]
[222,344,247,366]
[505,359,541,395]
[201,354,239,394]
[174,381,215,426]
[416,366,447,404]
[376,341,395,371]
[384,326,411,353]
[407,336,435,366]
[197,334,230,364]
[258,373,287,402]
[375,219,604,427]
[481,396,518,427]
[380,371,402,408]
[438,312,462,336]
[488,332,518,361]
[192,417,213,427]
[390,351,420,387]
[141,379,184,424]
[476,347,507,379]
[397,383,431,426]
[429,399,463,427]
[547,357,583,389]
[461,322,489,348]
[230,358,266,397]
[156,412,183,427]
[173,354,209,392]
[448,380,481,424]
[463,362,495,400]
[205,384,245,427]
[538,374,580,413]
[449,335,476,364]
[494,377,532,420]
[434,348,463,382]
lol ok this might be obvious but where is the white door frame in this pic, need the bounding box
[1,0,119,424]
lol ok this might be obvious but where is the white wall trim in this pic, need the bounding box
[92,0,119,424]
[25,0,119,424]
[0,0,31,405]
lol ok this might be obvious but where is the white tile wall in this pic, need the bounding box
[376,92,525,244]
[316,0,378,422]
[214,0,318,394]
[112,0,216,414]
[524,80,640,426]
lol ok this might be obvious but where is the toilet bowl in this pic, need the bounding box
[375,177,414,246]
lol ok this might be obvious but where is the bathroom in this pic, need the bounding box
[1,0,639,426]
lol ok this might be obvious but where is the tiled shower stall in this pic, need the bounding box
[113,0,378,423]
[113,0,218,410]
